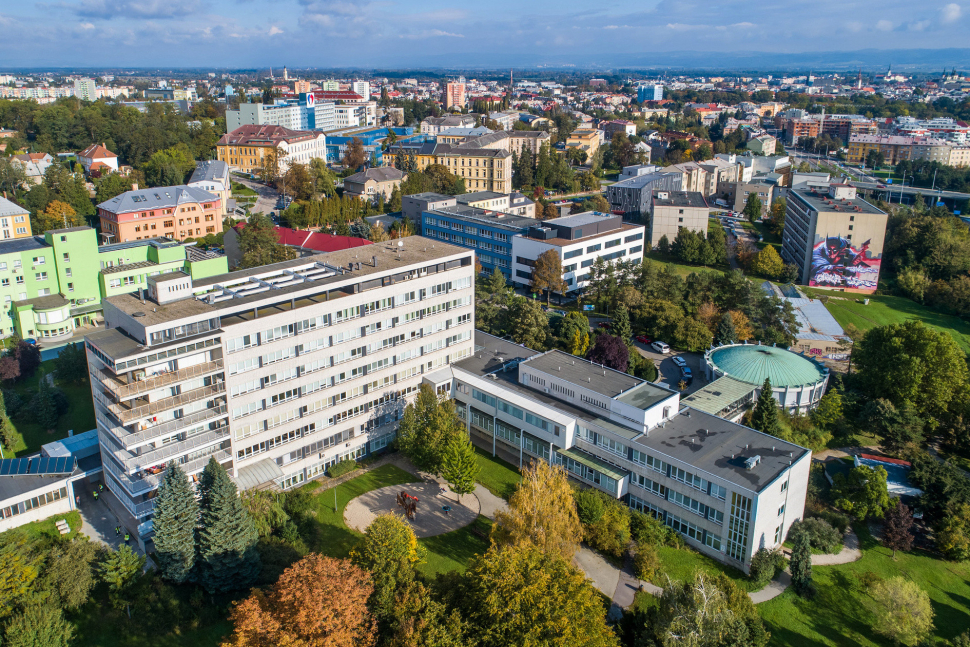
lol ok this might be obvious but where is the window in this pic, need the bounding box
[774,525,783,544]
[625,232,643,243]
[564,264,577,273]
[62,253,70,262]
[0,279,7,287]
[65,268,72,277]
[604,239,620,249]
[586,243,601,253]
[630,245,642,254]
[563,249,582,260]
[67,283,74,292]
[227,334,254,353]
[32,256,44,265]
[778,504,786,516]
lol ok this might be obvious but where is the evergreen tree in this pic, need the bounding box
[99,545,145,617]
[32,374,58,431]
[389,184,402,212]
[611,304,632,342]
[789,531,812,596]
[750,378,782,437]
[152,464,199,583]
[742,192,763,221]
[197,459,260,594]
[716,311,737,345]
[657,234,671,255]
[440,434,480,502]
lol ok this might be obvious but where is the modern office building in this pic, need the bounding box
[422,204,535,277]
[646,191,709,249]
[428,332,811,571]
[225,96,337,133]
[606,171,683,216]
[510,212,645,295]
[637,84,664,102]
[781,184,887,293]
[84,240,476,536]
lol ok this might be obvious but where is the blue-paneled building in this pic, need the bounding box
[325,127,415,165]
[422,204,537,278]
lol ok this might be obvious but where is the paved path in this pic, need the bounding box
[76,488,147,558]
[344,481,479,538]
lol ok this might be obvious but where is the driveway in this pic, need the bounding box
[232,175,280,216]
[634,346,708,395]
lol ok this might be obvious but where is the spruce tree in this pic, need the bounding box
[440,434,480,503]
[32,375,58,431]
[197,459,260,594]
[750,378,782,437]
[152,464,199,583]
[789,531,812,596]
[716,312,737,346]
[612,304,632,342]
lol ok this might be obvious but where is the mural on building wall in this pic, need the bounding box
[809,236,881,293]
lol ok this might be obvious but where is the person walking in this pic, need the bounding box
[115,526,121,536]
[124,532,130,546]
[93,490,99,501]
[98,483,104,493]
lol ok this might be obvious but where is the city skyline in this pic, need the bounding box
[0,0,967,68]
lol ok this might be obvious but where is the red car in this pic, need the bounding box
[597,322,611,329]
[635,335,651,344]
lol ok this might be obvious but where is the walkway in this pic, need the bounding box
[344,481,479,538]
[76,487,148,558]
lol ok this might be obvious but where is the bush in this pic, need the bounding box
[812,509,850,535]
[584,498,631,558]
[283,488,314,521]
[630,510,670,546]
[788,518,843,554]
[858,570,883,592]
[633,542,661,580]
[748,548,782,587]
[327,459,358,478]
[2,390,22,417]
[573,488,605,525]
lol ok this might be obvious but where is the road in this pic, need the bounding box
[232,175,280,216]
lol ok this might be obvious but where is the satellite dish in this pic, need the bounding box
[398,241,404,247]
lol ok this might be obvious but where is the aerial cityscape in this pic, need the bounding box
[0,2,968,646]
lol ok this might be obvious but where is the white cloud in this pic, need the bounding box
[907,20,930,31]
[875,19,893,31]
[603,24,619,29]
[399,29,464,39]
[941,2,962,23]
[268,25,283,35]
[78,21,95,29]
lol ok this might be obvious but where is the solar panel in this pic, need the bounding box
[0,457,76,477]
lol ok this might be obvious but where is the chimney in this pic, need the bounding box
[372,255,377,267]
[131,182,139,191]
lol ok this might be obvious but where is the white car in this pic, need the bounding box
[671,356,688,368]
[651,341,670,354]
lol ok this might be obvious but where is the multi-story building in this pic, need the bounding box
[601,120,637,139]
[187,161,232,215]
[342,168,407,202]
[457,130,552,156]
[565,129,602,157]
[10,153,53,186]
[97,185,223,243]
[781,184,887,293]
[606,171,683,215]
[0,196,33,240]
[458,191,535,218]
[646,191,709,249]
[74,78,97,102]
[422,204,534,277]
[747,134,777,156]
[781,114,877,145]
[446,79,466,109]
[216,125,327,175]
[637,84,664,102]
[351,81,370,100]
[78,144,119,175]
[724,180,775,215]
[386,141,512,193]
[846,134,953,166]
[669,162,709,194]
[420,115,478,136]
[84,241,476,536]
[430,332,810,571]
[510,212,645,295]
[697,159,741,197]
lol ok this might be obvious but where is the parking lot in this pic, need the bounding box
[632,343,709,396]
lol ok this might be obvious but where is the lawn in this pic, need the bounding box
[651,545,758,592]
[806,290,970,354]
[418,516,493,577]
[741,220,783,253]
[0,510,81,543]
[230,181,257,196]
[642,252,728,278]
[759,525,970,647]
[473,446,521,500]
[4,359,97,457]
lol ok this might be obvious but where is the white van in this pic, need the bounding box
[651,341,670,354]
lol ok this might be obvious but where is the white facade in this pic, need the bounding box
[74,78,97,101]
[278,133,327,169]
[352,81,371,100]
[0,479,75,533]
[335,105,365,129]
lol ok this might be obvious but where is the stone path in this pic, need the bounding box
[344,480,480,538]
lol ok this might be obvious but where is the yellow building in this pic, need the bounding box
[0,196,32,239]
[565,128,601,157]
[216,125,327,175]
[386,141,512,193]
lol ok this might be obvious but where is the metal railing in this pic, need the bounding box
[104,447,232,497]
[112,427,230,472]
[96,359,224,401]
[109,382,226,423]
[95,402,229,450]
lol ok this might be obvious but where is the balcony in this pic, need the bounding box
[108,381,226,424]
[96,359,224,401]
[96,401,228,451]
[104,426,230,473]
[104,447,232,497]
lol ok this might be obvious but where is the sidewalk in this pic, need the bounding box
[76,487,147,558]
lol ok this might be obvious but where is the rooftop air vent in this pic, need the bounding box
[744,455,762,470]
[132,312,146,317]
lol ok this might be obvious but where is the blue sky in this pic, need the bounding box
[1,0,968,68]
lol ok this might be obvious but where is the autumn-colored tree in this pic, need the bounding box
[531,250,567,304]
[223,554,376,647]
[343,137,367,170]
[751,245,785,279]
[697,301,721,333]
[883,498,914,559]
[351,514,420,632]
[492,461,583,560]
[868,577,935,647]
[36,200,83,233]
[729,310,754,341]
[369,222,389,242]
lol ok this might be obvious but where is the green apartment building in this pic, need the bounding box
[0,227,227,343]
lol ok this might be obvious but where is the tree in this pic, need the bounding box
[883,498,914,559]
[657,233,671,255]
[31,374,58,431]
[95,172,137,203]
[461,545,620,647]
[396,384,465,474]
[223,554,376,647]
[52,342,87,385]
[742,192,763,221]
[509,297,549,349]
[351,514,420,631]
[384,581,470,647]
[389,184,402,212]
[531,250,567,304]
[611,304,632,342]
[861,399,924,452]
[588,334,629,373]
[767,197,787,235]
[440,434,479,502]
[0,356,20,383]
[935,502,970,561]
[476,268,511,336]
[343,137,367,170]
[645,573,754,647]
[869,577,935,647]
[0,539,43,617]
[854,320,968,421]
[750,379,782,437]
[559,311,591,356]
[42,539,100,610]
[197,458,260,594]
[99,545,145,616]
[237,213,296,269]
[789,531,812,596]
[493,461,583,561]
[832,464,891,521]
[369,222,389,242]
[810,390,843,429]
[35,200,83,233]
[143,144,196,187]
[716,311,737,345]
[152,464,199,583]
[751,245,785,279]
[3,604,74,647]
[11,340,40,381]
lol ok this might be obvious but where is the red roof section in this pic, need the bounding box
[234,223,372,253]
[79,143,117,159]
[859,454,912,467]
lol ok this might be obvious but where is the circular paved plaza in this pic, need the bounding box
[344,481,480,537]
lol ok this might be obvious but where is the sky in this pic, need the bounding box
[1,0,968,69]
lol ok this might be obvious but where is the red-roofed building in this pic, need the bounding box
[223,223,371,268]
[78,143,119,174]
[311,90,364,102]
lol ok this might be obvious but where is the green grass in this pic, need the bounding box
[759,525,970,647]
[473,446,521,500]
[651,545,758,592]
[0,510,81,543]
[5,359,97,457]
[418,516,493,577]
[807,290,970,354]
[642,252,728,277]
[230,181,257,196]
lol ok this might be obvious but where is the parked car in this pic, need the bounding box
[651,341,670,354]
[553,309,567,317]
[635,335,651,344]
[680,366,692,378]
[598,322,611,329]
[671,356,687,368]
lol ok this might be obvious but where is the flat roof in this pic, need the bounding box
[0,236,48,255]
[428,204,537,230]
[459,191,505,202]
[457,332,542,378]
[522,223,643,248]
[653,191,708,209]
[635,406,810,493]
[543,211,614,228]
[681,376,755,416]
[522,349,647,399]
[790,188,885,216]
[785,297,845,340]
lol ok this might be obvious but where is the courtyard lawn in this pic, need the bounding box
[230,181,257,196]
[0,510,81,543]
[473,446,521,500]
[806,290,970,354]
[759,525,970,647]
[651,545,758,592]
[642,252,728,277]
[4,359,97,457]
[418,516,493,577]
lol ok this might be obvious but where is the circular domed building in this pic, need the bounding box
[702,343,829,414]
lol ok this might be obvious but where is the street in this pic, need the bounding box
[232,174,281,216]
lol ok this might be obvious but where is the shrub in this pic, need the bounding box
[2,390,22,417]
[633,542,660,580]
[573,488,605,525]
[328,459,358,479]
[283,488,315,521]
[858,570,883,592]
[811,509,850,535]
[748,548,782,587]
[788,518,843,554]
[584,498,631,558]
[630,510,669,546]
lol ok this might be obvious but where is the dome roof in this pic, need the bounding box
[708,344,827,389]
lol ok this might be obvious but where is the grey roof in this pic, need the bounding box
[610,171,681,190]
[14,294,70,311]
[407,192,453,201]
[47,226,90,234]
[427,204,537,230]
[543,211,615,228]
[0,236,48,255]
[681,376,756,416]
[98,185,219,215]
[458,191,505,203]
[189,160,230,184]
[789,188,885,216]
[653,190,708,209]
[785,297,845,340]
[233,457,284,491]
[438,127,494,137]
[459,332,542,377]
[635,406,810,493]
[523,349,648,400]
[0,471,77,503]
[344,167,406,184]
[0,197,28,219]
